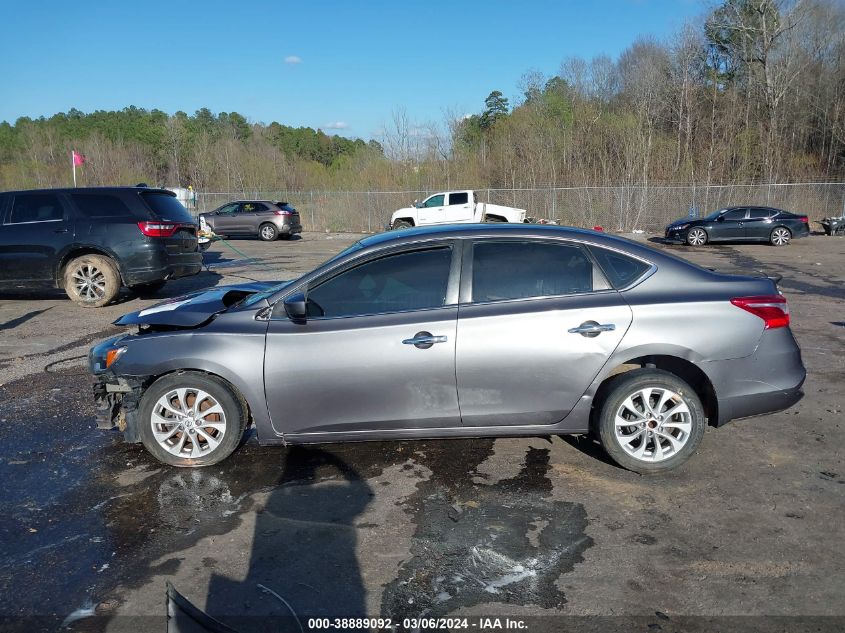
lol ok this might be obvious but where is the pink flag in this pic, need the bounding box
[72,150,86,166]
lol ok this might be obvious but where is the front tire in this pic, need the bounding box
[597,369,706,474]
[138,372,247,467]
[770,227,791,246]
[686,228,708,246]
[63,254,121,307]
[259,223,279,241]
[392,219,413,230]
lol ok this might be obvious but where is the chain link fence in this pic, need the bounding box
[192,183,845,233]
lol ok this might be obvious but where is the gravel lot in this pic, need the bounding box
[0,231,843,632]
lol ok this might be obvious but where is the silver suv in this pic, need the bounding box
[199,200,302,241]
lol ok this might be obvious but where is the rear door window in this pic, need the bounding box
[141,192,195,222]
[748,209,773,219]
[471,241,595,302]
[239,202,265,213]
[448,192,469,205]
[70,193,133,218]
[7,193,65,224]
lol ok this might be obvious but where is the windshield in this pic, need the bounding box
[702,209,726,221]
[238,241,365,308]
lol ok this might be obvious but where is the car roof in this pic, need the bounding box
[1,186,174,196]
[358,223,658,257]
[222,200,289,205]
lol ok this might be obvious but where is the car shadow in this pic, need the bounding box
[0,307,52,331]
[203,446,371,630]
[559,434,622,469]
[0,270,224,304]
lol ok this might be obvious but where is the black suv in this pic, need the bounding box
[0,187,202,307]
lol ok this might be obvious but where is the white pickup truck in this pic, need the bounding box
[389,190,527,229]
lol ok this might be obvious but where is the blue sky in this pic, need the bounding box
[0,0,704,139]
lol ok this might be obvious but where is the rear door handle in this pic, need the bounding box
[402,331,448,349]
[54,228,69,233]
[568,321,615,338]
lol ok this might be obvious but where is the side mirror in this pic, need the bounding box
[283,292,307,323]
[413,199,420,208]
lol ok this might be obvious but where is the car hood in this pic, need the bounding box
[667,218,697,228]
[114,281,285,327]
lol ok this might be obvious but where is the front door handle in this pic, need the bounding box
[402,331,448,349]
[568,321,616,338]
[54,228,69,233]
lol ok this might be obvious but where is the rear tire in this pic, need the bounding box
[686,228,708,246]
[392,219,413,230]
[138,372,247,468]
[597,369,706,474]
[63,254,121,308]
[770,227,791,246]
[259,223,279,241]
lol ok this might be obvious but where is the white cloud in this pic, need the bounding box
[284,55,302,65]
[324,121,349,130]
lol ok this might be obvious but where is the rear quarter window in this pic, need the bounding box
[589,247,652,289]
[141,192,195,222]
[70,193,133,218]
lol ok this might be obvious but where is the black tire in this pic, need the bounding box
[392,219,413,230]
[483,215,507,223]
[138,372,247,467]
[597,369,706,474]
[258,223,279,241]
[63,254,121,308]
[769,226,791,246]
[129,280,167,296]
[686,228,708,246]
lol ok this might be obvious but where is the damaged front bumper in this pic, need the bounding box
[90,337,147,443]
[92,373,146,443]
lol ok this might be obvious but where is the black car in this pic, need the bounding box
[0,187,202,307]
[665,206,810,246]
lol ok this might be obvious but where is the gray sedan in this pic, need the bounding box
[89,224,805,473]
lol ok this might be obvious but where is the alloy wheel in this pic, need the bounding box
[151,387,227,458]
[771,227,791,246]
[687,229,706,246]
[261,225,276,240]
[71,264,107,301]
[614,387,693,463]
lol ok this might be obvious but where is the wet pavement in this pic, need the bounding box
[0,232,844,632]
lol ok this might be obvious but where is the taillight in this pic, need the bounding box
[799,216,809,224]
[137,221,179,237]
[273,210,292,216]
[730,295,790,329]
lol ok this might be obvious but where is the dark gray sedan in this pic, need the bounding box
[89,224,805,474]
[665,206,810,246]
